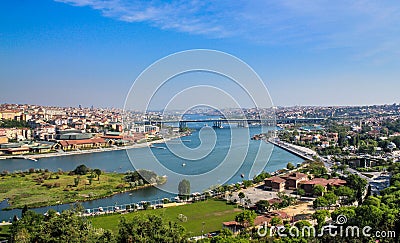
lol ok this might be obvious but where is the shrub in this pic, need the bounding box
[116,184,125,189]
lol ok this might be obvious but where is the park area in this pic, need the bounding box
[90,199,242,236]
[0,169,150,209]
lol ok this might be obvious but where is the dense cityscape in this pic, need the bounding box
[1,102,399,241]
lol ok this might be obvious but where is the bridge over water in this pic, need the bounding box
[141,117,326,130]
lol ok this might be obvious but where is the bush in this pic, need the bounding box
[43,183,53,188]
[73,164,89,175]
[116,184,125,189]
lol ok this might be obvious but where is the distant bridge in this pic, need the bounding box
[138,117,326,130]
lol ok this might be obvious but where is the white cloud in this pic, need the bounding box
[56,0,400,61]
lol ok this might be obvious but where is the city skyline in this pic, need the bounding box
[1,1,400,108]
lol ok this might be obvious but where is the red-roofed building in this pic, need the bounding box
[222,211,292,232]
[281,172,308,189]
[222,221,243,233]
[299,178,346,196]
[55,138,107,151]
[264,176,286,192]
[3,147,30,155]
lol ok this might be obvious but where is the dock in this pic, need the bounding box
[267,138,317,162]
[8,156,38,162]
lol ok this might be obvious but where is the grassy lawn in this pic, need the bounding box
[0,171,146,209]
[90,199,242,236]
[0,225,10,241]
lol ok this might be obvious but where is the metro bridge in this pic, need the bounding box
[139,117,326,130]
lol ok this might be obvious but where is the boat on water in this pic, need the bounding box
[182,163,186,167]
[150,145,166,150]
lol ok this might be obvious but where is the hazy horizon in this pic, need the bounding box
[1,1,400,108]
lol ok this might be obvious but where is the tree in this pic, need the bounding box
[73,176,81,187]
[323,192,338,208]
[355,205,384,228]
[312,210,330,230]
[297,188,305,198]
[253,171,271,183]
[73,164,89,175]
[313,196,328,209]
[93,168,102,181]
[312,185,325,197]
[294,220,312,229]
[235,210,257,228]
[294,220,313,236]
[346,174,367,203]
[331,206,356,225]
[178,179,190,196]
[142,201,151,210]
[10,206,112,242]
[234,183,241,190]
[228,192,233,203]
[255,200,270,213]
[238,192,245,206]
[271,202,280,211]
[21,205,28,217]
[118,214,186,242]
[270,217,283,226]
[242,180,253,188]
[334,186,355,205]
[305,162,327,177]
[363,196,381,207]
[219,228,233,237]
[286,162,295,170]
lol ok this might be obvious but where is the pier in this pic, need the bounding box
[267,138,317,162]
[9,156,38,162]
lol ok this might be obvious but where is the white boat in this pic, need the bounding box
[150,145,166,150]
[182,163,186,167]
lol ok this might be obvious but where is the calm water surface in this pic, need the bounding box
[0,123,302,221]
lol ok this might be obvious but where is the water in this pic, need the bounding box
[0,124,303,221]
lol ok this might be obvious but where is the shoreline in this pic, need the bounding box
[0,135,184,160]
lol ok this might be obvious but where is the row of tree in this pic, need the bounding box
[8,205,187,243]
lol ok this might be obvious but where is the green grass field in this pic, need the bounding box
[90,199,242,236]
[0,225,10,241]
[0,171,145,209]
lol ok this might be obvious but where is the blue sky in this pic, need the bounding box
[1,0,399,108]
